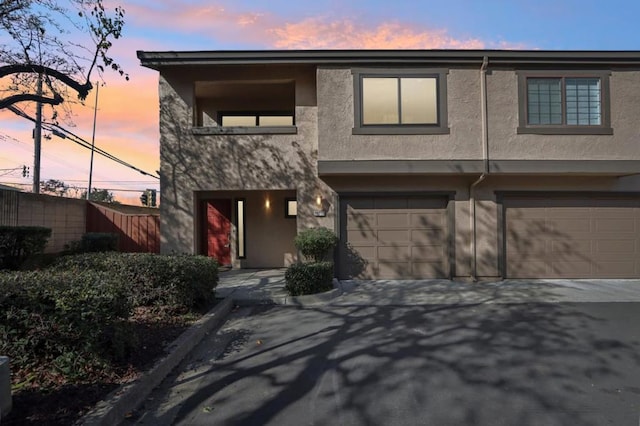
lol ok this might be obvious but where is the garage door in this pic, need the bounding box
[504,195,640,278]
[339,196,450,279]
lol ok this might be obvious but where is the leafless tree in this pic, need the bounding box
[0,0,127,119]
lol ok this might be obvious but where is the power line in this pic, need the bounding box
[6,105,159,179]
[0,182,156,194]
[61,179,159,183]
[1,131,118,184]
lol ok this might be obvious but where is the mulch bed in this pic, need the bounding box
[2,302,217,425]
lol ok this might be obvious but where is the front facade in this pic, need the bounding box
[138,50,640,280]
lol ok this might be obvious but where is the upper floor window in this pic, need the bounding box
[353,69,449,135]
[517,71,612,135]
[220,112,294,127]
[192,80,297,135]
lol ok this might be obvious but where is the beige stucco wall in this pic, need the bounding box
[317,66,640,162]
[317,67,483,161]
[487,69,640,160]
[158,66,335,257]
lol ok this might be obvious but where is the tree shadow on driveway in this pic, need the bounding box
[157,298,640,426]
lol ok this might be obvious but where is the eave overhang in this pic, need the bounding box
[137,49,640,70]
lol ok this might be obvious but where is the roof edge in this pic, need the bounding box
[137,49,640,70]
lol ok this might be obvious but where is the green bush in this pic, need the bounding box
[63,232,119,254]
[285,261,334,296]
[83,232,119,252]
[52,252,219,309]
[294,227,338,263]
[0,226,51,270]
[0,270,134,386]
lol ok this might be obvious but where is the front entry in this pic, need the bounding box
[203,199,232,266]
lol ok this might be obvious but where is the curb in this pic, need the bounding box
[79,297,234,426]
[286,287,342,305]
[229,279,344,307]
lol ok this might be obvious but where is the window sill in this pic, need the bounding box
[352,126,450,135]
[191,126,297,135]
[517,126,613,136]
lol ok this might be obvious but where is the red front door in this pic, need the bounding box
[203,199,232,265]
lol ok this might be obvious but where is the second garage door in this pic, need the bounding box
[504,195,640,278]
[339,195,450,279]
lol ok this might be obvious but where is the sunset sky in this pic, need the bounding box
[1,0,639,205]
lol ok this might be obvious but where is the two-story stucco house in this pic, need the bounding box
[137,49,640,280]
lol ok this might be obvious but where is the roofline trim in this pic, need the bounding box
[137,49,640,69]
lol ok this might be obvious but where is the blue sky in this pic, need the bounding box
[1,0,639,203]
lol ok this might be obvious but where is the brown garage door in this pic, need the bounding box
[504,195,640,278]
[339,196,450,279]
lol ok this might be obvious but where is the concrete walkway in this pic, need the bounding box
[217,268,640,305]
[216,269,289,304]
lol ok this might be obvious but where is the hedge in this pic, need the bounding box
[53,252,219,309]
[0,270,134,386]
[64,232,119,254]
[0,226,51,270]
[285,262,334,296]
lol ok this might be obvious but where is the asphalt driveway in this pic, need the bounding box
[130,299,640,426]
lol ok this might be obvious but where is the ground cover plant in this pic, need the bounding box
[0,252,219,425]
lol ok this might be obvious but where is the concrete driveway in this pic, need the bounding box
[129,294,640,425]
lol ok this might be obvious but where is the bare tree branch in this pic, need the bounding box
[0,0,125,115]
[0,92,63,109]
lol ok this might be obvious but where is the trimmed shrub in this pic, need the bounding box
[0,226,51,270]
[63,232,119,254]
[82,232,119,252]
[0,270,134,386]
[294,227,338,263]
[285,261,334,296]
[52,252,219,309]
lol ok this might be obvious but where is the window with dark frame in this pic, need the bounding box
[352,69,449,135]
[517,71,612,135]
[285,198,297,218]
[220,111,294,127]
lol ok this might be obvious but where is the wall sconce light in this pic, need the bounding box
[265,198,270,209]
[313,194,326,217]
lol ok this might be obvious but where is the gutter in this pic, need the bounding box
[136,49,640,70]
[469,56,490,281]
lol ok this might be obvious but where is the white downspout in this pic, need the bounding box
[469,56,489,281]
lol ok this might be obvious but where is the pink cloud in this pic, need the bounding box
[269,20,486,49]
[124,1,526,50]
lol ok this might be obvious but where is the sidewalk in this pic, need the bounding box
[216,269,341,305]
[217,268,640,305]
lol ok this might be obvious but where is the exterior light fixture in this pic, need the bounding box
[265,198,270,209]
[313,194,326,217]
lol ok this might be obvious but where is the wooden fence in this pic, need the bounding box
[86,202,160,253]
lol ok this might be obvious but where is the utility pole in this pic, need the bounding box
[87,82,99,200]
[32,73,43,194]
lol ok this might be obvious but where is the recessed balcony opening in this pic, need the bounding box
[194,80,295,128]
